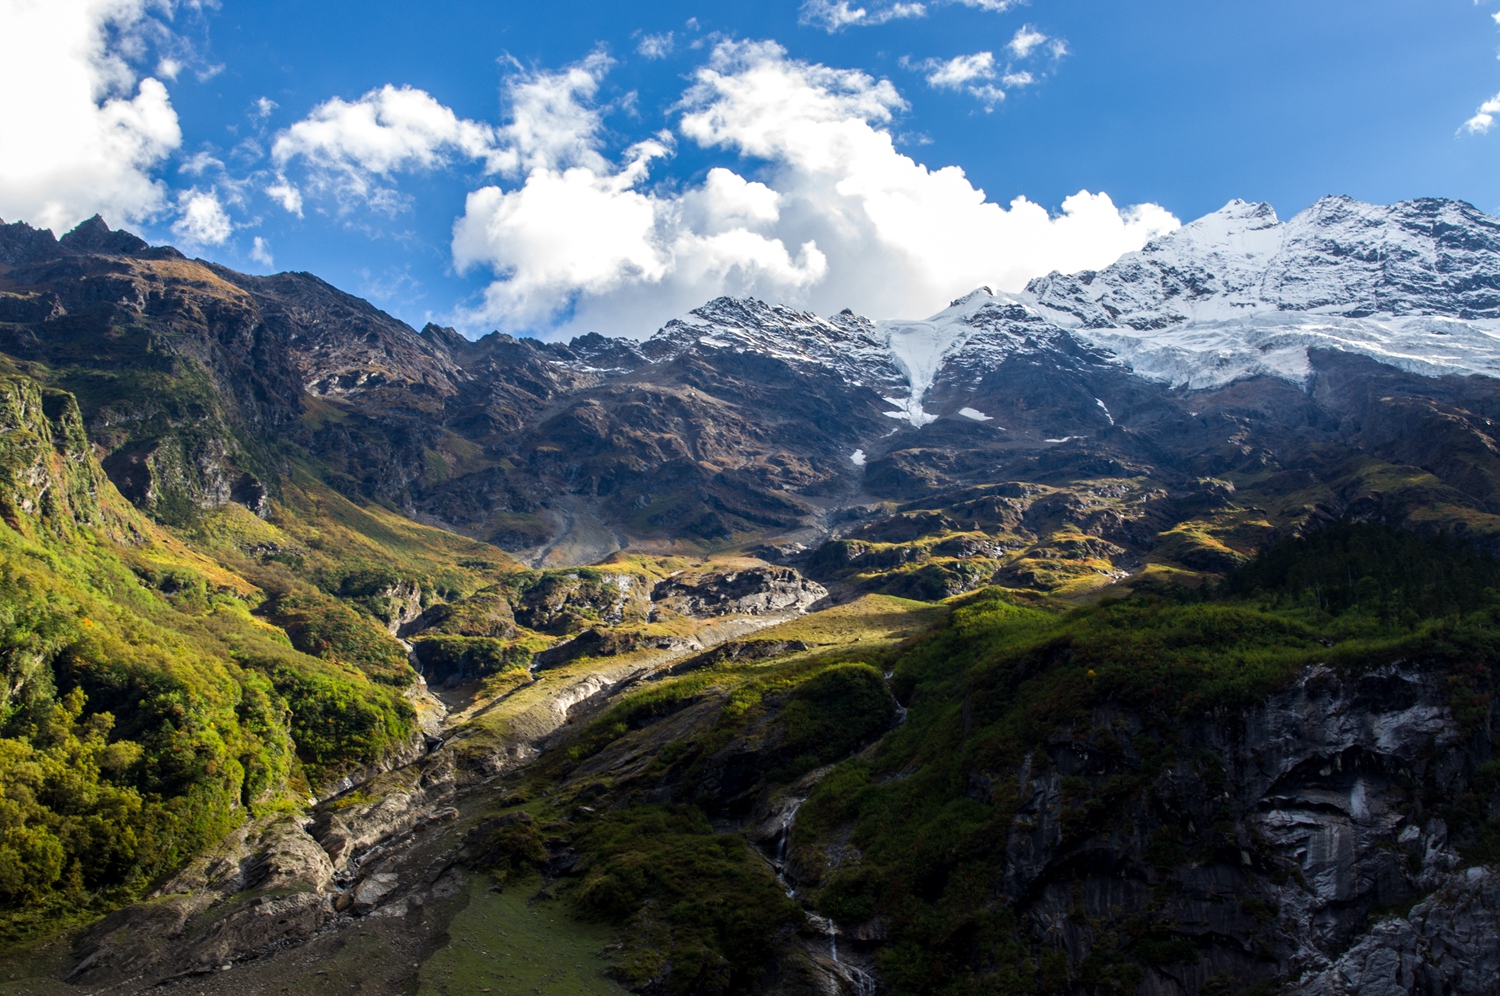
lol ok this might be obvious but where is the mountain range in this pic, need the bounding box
[0,197,1497,995]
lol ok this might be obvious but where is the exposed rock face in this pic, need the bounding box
[0,375,104,538]
[935,660,1497,994]
[67,744,466,991]
[1289,867,1500,995]
[67,814,339,986]
[651,566,828,618]
[530,627,700,671]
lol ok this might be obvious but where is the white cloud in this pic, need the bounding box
[250,235,273,267]
[800,0,1022,32]
[638,31,674,58]
[906,22,1064,108]
[0,0,184,233]
[800,0,927,32]
[171,186,232,245]
[451,53,827,329]
[907,52,1012,108]
[253,96,277,120]
[271,83,503,210]
[265,175,304,216]
[489,50,616,176]
[1464,92,1500,134]
[923,52,996,89]
[1007,25,1048,58]
[1461,6,1500,133]
[451,40,1177,337]
[180,150,223,176]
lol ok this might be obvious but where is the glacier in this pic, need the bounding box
[641,195,1500,418]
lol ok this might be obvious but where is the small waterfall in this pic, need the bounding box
[806,914,837,961]
[775,798,804,897]
[883,670,907,726]
[777,799,803,863]
[807,914,878,995]
[847,964,878,996]
[771,793,880,993]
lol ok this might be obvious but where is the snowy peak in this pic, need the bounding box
[1265,196,1500,317]
[632,197,1500,414]
[643,289,1075,427]
[1027,195,1500,330]
[647,295,877,358]
[645,295,908,395]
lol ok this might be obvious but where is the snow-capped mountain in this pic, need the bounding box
[1029,195,1500,389]
[646,196,1500,407]
[646,292,1074,426]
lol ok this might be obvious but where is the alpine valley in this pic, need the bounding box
[0,195,1499,996]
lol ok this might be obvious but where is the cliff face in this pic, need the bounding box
[977,660,1493,993]
[0,375,105,536]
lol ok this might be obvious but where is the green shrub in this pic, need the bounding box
[570,805,800,996]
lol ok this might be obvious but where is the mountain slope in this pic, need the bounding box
[0,199,1499,994]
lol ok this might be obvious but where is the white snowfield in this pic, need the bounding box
[644,196,1500,423]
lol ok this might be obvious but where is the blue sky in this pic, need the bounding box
[2,0,1499,338]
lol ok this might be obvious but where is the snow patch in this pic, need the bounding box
[878,321,962,427]
[1044,436,1081,443]
[850,449,866,467]
[957,407,993,421]
[1095,399,1114,425]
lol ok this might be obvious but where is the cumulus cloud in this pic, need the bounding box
[906,24,1064,109]
[800,0,1022,32]
[250,235,273,267]
[271,83,503,211]
[171,186,232,245]
[265,175,304,216]
[923,52,996,89]
[1007,25,1048,57]
[451,53,827,329]
[1464,92,1500,134]
[910,52,1009,108]
[637,31,674,58]
[0,0,184,233]
[800,0,928,32]
[180,150,224,176]
[449,41,1176,337]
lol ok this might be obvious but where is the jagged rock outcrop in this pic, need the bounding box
[651,566,828,618]
[0,374,105,536]
[869,659,1499,995]
[1289,867,1500,995]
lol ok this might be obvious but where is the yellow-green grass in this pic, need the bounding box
[755,594,949,648]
